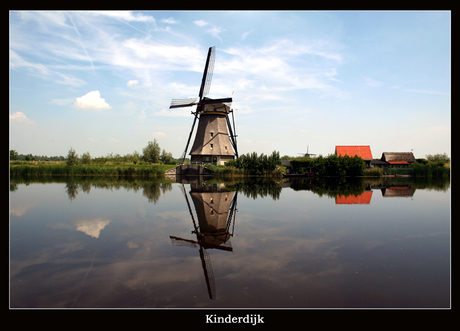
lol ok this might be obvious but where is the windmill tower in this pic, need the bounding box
[170,46,238,165]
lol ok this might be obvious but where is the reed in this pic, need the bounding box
[10,162,177,177]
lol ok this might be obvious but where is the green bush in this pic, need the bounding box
[225,151,281,176]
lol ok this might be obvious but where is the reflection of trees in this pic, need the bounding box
[142,182,172,204]
[289,176,451,197]
[225,178,282,200]
[17,177,177,203]
[65,182,79,201]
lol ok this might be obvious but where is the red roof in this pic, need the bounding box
[336,191,373,205]
[335,146,373,159]
[387,161,409,164]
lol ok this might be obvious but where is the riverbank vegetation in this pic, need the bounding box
[217,151,283,177]
[10,140,177,177]
[10,146,449,178]
[285,154,449,178]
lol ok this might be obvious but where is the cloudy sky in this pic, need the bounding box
[9,10,450,159]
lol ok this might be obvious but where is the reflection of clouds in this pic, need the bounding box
[74,219,110,238]
[10,205,33,217]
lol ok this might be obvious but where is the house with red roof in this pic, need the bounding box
[335,145,373,167]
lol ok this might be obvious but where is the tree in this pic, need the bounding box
[426,153,450,164]
[143,139,161,164]
[10,150,18,160]
[160,149,173,164]
[66,147,79,166]
[81,151,91,164]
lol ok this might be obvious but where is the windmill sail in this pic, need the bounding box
[198,46,215,100]
[170,97,198,109]
[168,46,237,165]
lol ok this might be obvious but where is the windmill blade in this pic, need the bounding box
[169,97,198,109]
[198,46,215,100]
[200,97,232,105]
[200,247,216,300]
[170,236,198,248]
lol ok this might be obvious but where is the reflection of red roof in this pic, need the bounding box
[336,191,373,204]
[387,161,409,164]
[335,146,373,159]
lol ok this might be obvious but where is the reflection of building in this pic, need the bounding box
[335,191,373,204]
[381,186,416,198]
[170,181,238,300]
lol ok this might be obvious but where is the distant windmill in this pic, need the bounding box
[299,145,316,158]
[170,46,238,165]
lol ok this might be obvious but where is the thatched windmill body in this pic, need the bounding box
[170,47,238,165]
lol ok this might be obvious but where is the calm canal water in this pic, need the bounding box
[9,176,450,309]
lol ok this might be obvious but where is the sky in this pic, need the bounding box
[9,10,451,160]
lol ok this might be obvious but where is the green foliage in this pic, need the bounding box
[66,147,79,166]
[292,154,366,177]
[143,139,161,164]
[81,151,91,164]
[10,163,177,177]
[160,149,174,164]
[411,162,450,177]
[10,150,18,160]
[225,150,281,175]
[426,153,450,164]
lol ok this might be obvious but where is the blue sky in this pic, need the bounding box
[9,10,451,159]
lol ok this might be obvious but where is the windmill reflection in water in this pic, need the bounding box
[170,180,238,300]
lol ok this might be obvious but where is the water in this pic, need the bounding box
[9,176,450,309]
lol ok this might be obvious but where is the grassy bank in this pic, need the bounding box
[10,161,177,177]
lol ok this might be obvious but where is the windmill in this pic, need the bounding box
[299,145,316,158]
[170,182,238,300]
[170,46,238,165]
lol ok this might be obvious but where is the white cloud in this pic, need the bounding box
[127,79,139,87]
[10,50,85,87]
[87,11,155,22]
[152,132,167,138]
[127,80,152,89]
[161,17,178,24]
[10,111,34,124]
[207,26,225,41]
[193,20,208,27]
[109,138,119,143]
[74,91,111,110]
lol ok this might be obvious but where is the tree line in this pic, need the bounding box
[225,151,281,175]
[10,139,175,166]
[290,154,366,177]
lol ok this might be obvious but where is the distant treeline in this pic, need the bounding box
[9,139,177,166]
[290,154,366,177]
[288,154,450,177]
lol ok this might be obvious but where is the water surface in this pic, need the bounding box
[9,176,450,308]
